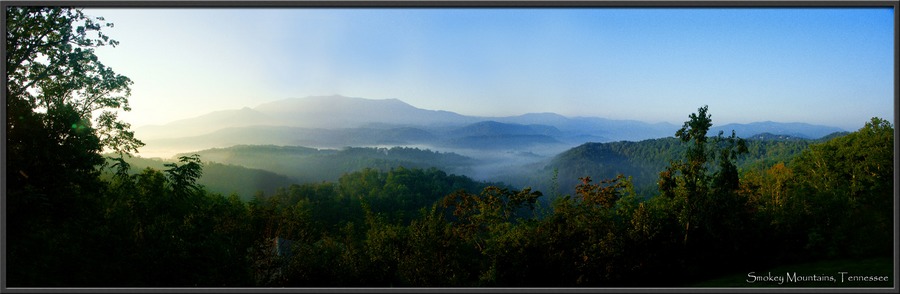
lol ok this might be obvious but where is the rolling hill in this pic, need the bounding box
[136,95,845,162]
[175,145,477,185]
[494,131,849,197]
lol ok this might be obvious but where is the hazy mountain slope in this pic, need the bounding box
[135,95,848,161]
[136,95,688,149]
[495,113,678,143]
[437,121,568,150]
[177,145,477,184]
[143,126,440,152]
[448,121,563,137]
[135,107,276,140]
[443,134,565,150]
[565,117,678,142]
[711,121,845,139]
[494,132,846,198]
[542,138,686,195]
[134,95,473,141]
[253,95,478,128]
[744,132,808,141]
[144,120,573,155]
[493,112,573,126]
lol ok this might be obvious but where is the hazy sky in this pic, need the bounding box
[87,8,894,131]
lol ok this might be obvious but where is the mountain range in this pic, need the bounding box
[135,95,845,159]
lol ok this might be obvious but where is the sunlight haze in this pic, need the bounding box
[87,8,894,132]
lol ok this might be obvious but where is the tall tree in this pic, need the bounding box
[667,105,714,246]
[6,7,142,286]
[658,105,750,275]
[6,7,142,156]
[6,7,142,198]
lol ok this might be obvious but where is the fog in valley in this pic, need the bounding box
[128,95,852,198]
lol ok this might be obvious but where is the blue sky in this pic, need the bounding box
[88,8,894,131]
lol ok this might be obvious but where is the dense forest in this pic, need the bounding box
[4,7,895,288]
[500,131,850,198]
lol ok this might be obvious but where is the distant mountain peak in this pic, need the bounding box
[298,94,404,103]
[518,112,569,118]
[241,95,474,129]
[253,95,414,112]
[136,95,849,159]
[746,132,806,141]
[711,121,844,140]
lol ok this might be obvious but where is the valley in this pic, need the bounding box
[132,95,848,196]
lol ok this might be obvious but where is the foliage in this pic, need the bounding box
[100,155,298,201]
[163,154,203,199]
[657,106,757,276]
[787,117,894,259]
[6,7,142,158]
[5,7,141,286]
[527,130,824,199]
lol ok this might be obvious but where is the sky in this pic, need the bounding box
[86,7,894,131]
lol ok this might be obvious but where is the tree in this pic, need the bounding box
[6,6,142,220]
[789,117,894,258]
[550,175,639,285]
[658,105,750,276]
[164,154,204,199]
[666,105,714,246]
[6,7,142,286]
[439,186,542,285]
[398,205,474,286]
[6,7,142,158]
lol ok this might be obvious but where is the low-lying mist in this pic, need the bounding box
[134,141,574,188]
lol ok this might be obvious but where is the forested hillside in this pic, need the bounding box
[5,8,894,289]
[497,131,848,197]
[154,133,830,202]
[178,145,476,183]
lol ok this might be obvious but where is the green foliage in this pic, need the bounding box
[676,105,714,170]
[544,175,638,285]
[657,106,759,277]
[163,154,203,199]
[785,117,894,259]
[397,206,477,286]
[525,132,817,199]
[338,166,495,225]
[101,155,297,201]
[440,186,542,251]
[90,156,254,286]
[545,139,673,197]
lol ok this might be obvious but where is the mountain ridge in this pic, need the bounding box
[135,95,846,158]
